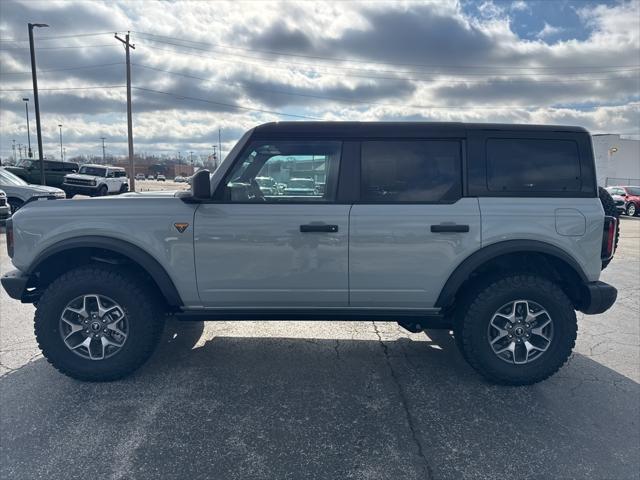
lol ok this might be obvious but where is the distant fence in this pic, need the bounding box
[605,177,640,186]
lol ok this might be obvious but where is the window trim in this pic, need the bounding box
[356,138,464,205]
[467,130,596,198]
[211,137,345,205]
[485,137,583,194]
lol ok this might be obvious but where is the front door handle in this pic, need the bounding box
[300,224,339,233]
[430,224,470,233]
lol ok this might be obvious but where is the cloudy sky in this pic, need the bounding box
[0,0,638,162]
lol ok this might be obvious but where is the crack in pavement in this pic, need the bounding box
[372,322,434,480]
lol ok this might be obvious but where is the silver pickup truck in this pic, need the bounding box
[1,122,618,385]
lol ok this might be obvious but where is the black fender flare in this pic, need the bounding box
[27,236,183,306]
[434,240,589,309]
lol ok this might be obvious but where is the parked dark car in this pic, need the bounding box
[607,186,640,216]
[5,159,79,190]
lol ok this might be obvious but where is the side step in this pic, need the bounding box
[173,308,450,329]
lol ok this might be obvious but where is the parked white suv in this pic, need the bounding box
[63,164,129,197]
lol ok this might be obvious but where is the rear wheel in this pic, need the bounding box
[455,274,576,386]
[119,183,129,194]
[627,202,637,217]
[34,265,165,381]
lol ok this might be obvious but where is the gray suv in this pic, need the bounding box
[1,122,618,385]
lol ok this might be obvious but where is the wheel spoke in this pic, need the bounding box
[59,294,128,361]
[487,299,553,365]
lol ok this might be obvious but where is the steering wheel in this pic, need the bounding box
[248,179,266,202]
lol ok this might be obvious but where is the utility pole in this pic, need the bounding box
[189,151,194,168]
[12,140,16,163]
[218,128,222,163]
[100,137,106,163]
[58,124,63,161]
[115,31,136,191]
[28,22,49,185]
[22,98,33,158]
[211,145,217,169]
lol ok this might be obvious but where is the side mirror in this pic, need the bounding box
[192,169,211,199]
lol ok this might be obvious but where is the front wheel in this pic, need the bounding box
[455,274,576,386]
[34,266,165,381]
[97,185,108,197]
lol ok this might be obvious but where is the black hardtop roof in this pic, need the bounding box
[254,121,589,137]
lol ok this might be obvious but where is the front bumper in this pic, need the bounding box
[580,281,617,314]
[62,184,99,196]
[1,269,29,301]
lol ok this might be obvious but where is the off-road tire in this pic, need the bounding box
[599,186,620,269]
[34,265,165,381]
[456,274,577,386]
[119,183,129,194]
[97,185,108,196]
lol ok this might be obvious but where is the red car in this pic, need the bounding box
[607,186,640,216]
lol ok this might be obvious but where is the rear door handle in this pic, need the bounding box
[430,224,470,233]
[300,224,339,233]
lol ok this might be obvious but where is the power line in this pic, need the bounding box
[131,31,640,72]
[0,44,121,50]
[0,62,124,76]
[0,85,126,92]
[135,62,623,110]
[135,36,640,78]
[138,43,640,85]
[132,86,322,119]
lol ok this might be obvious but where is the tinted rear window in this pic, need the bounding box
[486,138,581,192]
[361,141,461,202]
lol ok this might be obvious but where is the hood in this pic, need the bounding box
[119,190,180,198]
[66,173,100,181]
[27,184,65,194]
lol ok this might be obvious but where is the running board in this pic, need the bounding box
[173,308,448,327]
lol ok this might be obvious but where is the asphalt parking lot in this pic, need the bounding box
[0,216,638,480]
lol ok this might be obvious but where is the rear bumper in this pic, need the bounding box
[1,269,29,301]
[580,281,617,315]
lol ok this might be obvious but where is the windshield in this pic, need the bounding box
[0,168,29,186]
[288,179,315,189]
[79,166,107,176]
[626,187,640,195]
[16,159,34,169]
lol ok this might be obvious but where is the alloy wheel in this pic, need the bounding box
[487,300,553,365]
[59,294,129,360]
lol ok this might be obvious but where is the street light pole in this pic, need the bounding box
[58,124,63,161]
[28,22,49,185]
[100,137,106,164]
[12,140,16,163]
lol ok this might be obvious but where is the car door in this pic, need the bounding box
[194,139,350,307]
[349,139,481,308]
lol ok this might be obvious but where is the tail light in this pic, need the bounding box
[6,217,14,258]
[601,216,617,261]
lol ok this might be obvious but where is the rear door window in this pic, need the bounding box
[486,138,581,193]
[360,140,461,203]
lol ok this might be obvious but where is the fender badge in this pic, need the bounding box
[174,223,189,233]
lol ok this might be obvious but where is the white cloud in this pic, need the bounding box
[536,22,564,39]
[0,0,639,159]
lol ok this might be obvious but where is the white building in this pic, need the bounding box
[592,134,640,186]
